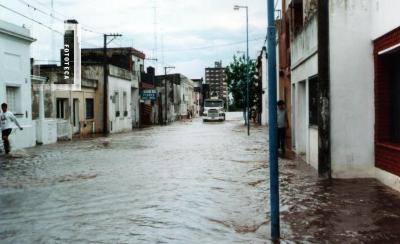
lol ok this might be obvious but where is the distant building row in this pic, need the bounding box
[0,19,205,150]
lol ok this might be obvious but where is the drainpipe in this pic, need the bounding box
[317,0,331,178]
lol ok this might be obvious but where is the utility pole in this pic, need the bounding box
[103,33,122,134]
[267,0,280,240]
[164,66,175,125]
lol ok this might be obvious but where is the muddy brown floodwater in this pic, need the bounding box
[1,112,400,243]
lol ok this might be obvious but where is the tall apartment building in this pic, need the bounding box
[205,61,227,103]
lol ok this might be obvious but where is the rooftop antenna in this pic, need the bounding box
[153,0,159,73]
[161,31,165,65]
[51,0,56,64]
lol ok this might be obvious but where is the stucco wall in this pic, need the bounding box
[371,0,400,40]
[131,88,140,128]
[329,0,375,177]
[0,22,36,149]
[108,76,132,133]
[82,65,105,133]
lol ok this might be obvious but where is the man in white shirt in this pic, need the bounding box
[1,103,23,154]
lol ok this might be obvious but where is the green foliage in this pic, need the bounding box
[225,55,259,110]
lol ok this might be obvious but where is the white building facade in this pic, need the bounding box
[0,20,36,150]
[290,12,318,168]
[108,65,132,133]
[329,0,400,190]
[287,0,400,191]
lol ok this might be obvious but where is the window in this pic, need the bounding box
[375,51,400,142]
[6,86,19,113]
[308,76,318,126]
[389,52,400,142]
[86,98,94,119]
[56,98,67,119]
[376,44,400,144]
[123,92,127,116]
[114,92,120,117]
[374,27,400,177]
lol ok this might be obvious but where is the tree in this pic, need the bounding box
[225,55,259,111]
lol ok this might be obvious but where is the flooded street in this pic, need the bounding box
[1,112,400,243]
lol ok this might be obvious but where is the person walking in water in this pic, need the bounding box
[277,100,288,158]
[1,103,23,154]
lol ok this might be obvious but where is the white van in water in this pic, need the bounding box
[203,99,225,122]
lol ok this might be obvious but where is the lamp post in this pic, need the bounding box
[234,5,250,136]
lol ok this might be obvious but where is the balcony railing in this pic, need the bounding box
[291,15,318,69]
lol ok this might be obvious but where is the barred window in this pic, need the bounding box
[56,98,67,119]
[6,86,19,113]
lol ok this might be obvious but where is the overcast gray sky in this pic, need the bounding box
[1,0,275,78]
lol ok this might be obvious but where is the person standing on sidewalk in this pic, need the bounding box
[1,103,23,154]
[277,100,288,158]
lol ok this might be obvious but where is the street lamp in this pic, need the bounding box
[234,5,250,136]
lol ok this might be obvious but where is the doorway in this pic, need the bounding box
[72,99,80,134]
[296,81,307,155]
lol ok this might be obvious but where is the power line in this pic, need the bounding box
[17,0,64,22]
[30,0,67,18]
[1,3,102,48]
[162,37,265,52]
[15,0,103,35]
[81,27,103,35]
[0,3,63,34]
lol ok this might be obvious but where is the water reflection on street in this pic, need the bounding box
[1,112,400,243]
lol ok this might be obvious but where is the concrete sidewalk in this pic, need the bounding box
[276,155,400,242]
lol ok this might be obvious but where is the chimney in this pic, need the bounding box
[61,19,81,89]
